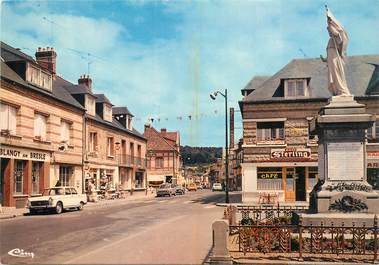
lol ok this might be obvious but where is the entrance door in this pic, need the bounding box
[0,159,9,205]
[295,167,306,201]
[285,168,296,202]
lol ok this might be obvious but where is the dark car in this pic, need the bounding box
[174,185,185,195]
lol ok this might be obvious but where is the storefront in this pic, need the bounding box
[135,171,145,189]
[367,151,379,190]
[0,146,50,207]
[84,165,118,192]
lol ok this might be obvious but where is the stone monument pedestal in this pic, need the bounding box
[300,96,379,226]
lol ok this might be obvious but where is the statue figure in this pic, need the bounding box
[325,6,351,96]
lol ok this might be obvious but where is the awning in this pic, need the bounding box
[147,175,165,182]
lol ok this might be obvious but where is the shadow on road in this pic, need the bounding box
[190,191,242,205]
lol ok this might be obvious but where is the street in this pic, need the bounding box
[0,190,225,264]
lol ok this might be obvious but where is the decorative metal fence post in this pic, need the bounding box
[299,216,303,261]
[374,214,378,263]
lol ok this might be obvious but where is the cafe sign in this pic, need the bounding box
[0,146,50,162]
[271,148,311,160]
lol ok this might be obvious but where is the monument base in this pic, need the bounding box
[298,212,377,227]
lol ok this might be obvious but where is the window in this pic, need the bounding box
[70,188,78,195]
[14,160,25,193]
[89,132,98,152]
[127,116,132,130]
[257,167,282,190]
[156,157,164,168]
[308,167,318,190]
[32,162,41,194]
[257,122,285,142]
[86,96,96,116]
[60,120,71,144]
[285,79,308,98]
[0,103,17,134]
[103,104,112,122]
[107,137,114,157]
[34,113,47,141]
[59,166,72,186]
[26,64,52,91]
[367,121,379,143]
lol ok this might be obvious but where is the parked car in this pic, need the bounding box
[27,187,87,214]
[187,183,197,191]
[156,183,176,197]
[174,185,185,195]
[212,183,223,192]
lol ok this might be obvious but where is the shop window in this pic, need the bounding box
[14,160,25,193]
[59,166,72,186]
[135,172,144,188]
[308,167,318,190]
[156,157,163,168]
[0,103,17,135]
[368,168,379,190]
[107,137,114,157]
[32,162,41,194]
[89,132,98,152]
[284,79,309,98]
[257,167,282,190]
[60,120,71,144]
[367,121,379,143]
[34,113,47,141]
[257,122,285,143]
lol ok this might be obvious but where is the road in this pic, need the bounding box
[0,190,225,264]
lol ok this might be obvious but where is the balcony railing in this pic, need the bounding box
[119,154,147,168]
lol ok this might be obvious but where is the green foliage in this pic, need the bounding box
[180,145,222,165]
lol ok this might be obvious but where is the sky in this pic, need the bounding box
[1,0,378,147]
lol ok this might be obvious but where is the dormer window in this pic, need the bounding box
[127,115,132,130]
[85,95,96,116]
[103,104,112,122]
[284,79,308,98]
[26,63,52,91]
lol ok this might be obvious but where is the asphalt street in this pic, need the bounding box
[0,190,225,264]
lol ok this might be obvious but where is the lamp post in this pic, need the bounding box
[210,89,229,203]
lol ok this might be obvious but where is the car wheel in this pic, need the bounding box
[55,202,63,214]
[78,202,84,211]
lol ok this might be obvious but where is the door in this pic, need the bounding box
[285,168,296,202]
[0,159,9,205]
[295,167,306,201]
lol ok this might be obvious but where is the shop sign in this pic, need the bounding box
[257,172,281,179]
[271,148,311,160]
[367,151,379,169]
[0,146,50,162]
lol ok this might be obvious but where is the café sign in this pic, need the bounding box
[271,148,311,160]
[0,146,50,162]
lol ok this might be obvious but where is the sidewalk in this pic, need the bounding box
[0,190,157,220]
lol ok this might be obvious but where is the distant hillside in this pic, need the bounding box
[180,146,222,165]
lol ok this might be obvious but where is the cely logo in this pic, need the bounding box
[8,248,34,259]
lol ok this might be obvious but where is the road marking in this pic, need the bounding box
[64,215,186,264]
[204,205,216,209]
[143,200,154,203]
[183,201,193,204]
[158,200,168,203]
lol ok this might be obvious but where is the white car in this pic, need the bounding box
[212,183,223,192]
[27,187,87,214]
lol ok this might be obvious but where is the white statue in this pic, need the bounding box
[325,7,351,96]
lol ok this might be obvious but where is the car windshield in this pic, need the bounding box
[42,188,65,196]
[159,184,170,189]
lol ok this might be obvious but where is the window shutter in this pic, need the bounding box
[0,104,9,131]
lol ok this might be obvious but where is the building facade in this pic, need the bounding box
[143,125,183,187]
[0,43,85,207]
[239,55,379,204]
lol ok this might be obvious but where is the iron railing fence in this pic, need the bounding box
[119,155,147,168]
[228,216,378,263]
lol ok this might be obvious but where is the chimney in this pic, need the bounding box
[35,47,57,75]
[78,74,92,92]
[144,123,151,132]
[161,128,167,134]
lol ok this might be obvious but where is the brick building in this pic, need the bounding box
[239,55,379,204]
[0,42,85,207]
[61,76,148,193]
[143,125,183,187]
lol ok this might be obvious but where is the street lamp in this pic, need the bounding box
[210,89,229,203]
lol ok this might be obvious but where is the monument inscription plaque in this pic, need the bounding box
[327,142,363,181]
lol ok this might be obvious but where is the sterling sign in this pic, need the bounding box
[271,148,311,160]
